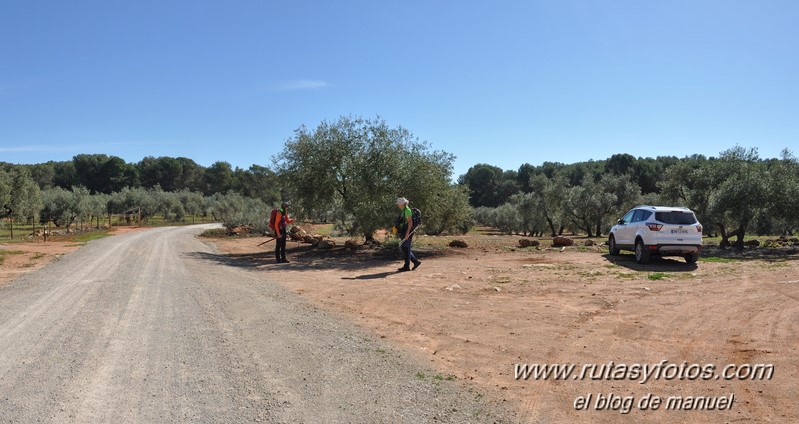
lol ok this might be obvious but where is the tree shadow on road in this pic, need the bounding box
[604,247,798,273]
[603,253,698,272]
[187,244,399,272]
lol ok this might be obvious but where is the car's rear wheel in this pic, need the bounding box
[634,239,650,264]
[608,235,620,256]
[685,251,700,264]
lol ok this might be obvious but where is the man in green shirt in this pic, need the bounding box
[396,197,421,272]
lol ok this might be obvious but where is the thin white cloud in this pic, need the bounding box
[0,145,50,153]
[271,79,329,92]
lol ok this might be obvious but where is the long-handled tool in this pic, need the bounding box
[257,237,276,247]
[397,224,423,250]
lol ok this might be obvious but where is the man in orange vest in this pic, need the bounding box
[274,201,294,263]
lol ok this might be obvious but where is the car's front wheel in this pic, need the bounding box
[635,239,650,264]
[608,235,620,256]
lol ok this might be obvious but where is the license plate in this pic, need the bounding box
[671,229,689,234]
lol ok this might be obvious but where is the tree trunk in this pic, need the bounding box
[545,215,557,237]
[9,217,13,239]
[718,223,746,250]
[558,226,565,235]
[732,224,746,250]
[595,222,602,238]
[717,223,729,249]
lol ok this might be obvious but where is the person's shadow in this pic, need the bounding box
[341,271,396,280]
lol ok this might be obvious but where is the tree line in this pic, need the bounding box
[463,147,799,249]
[0,116,471,239]
[0,154,283,237]
[1,154,281,199]
[0,168,270,238]
[3,115,798,249]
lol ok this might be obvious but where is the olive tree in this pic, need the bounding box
[596,174,642,235]
[422,184,473,235]
[151,187,185,222]
[6,168,43,238]
[528,174,567,236]
[508,192,547,236]
[208,192,268,232]
[108,187,157,224]
[770,149,799,233]
[563,174,640,237]
[178,190,205,223]
[472,207,494,228]
[708,147,770,249]
[41,187,84,231]
[275,115,467,240]
[0,170,10,232]
[658,154,722,232]
[86,193,109,229]
[491,203,521,234]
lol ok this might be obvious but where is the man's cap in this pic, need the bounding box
[281,200,290,207]
[396,197,408,205]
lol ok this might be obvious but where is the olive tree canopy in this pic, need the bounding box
[274,116,468,240]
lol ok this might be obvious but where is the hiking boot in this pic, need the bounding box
[412,260,421,270]
[397,266,411,272]
[282,258,290,263]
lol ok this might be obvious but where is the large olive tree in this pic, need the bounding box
[275,116,466,240]
[707,147,771,249]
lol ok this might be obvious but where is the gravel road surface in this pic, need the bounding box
[0,225,517,423]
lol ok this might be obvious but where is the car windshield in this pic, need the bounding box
[655,211,697,225]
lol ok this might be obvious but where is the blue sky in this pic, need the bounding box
[1,1,797,178]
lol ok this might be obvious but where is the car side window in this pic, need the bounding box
[631,210,652,222]
[621,211,635,224]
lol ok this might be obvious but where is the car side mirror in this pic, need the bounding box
[617,219,625,225]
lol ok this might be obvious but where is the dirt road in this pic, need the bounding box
[0,225,515,423]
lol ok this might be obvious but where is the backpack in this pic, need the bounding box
[269,208,279,230]
[411,207,422,228]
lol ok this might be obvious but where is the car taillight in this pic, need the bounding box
[696,225,703,232]
[646,223,663,231]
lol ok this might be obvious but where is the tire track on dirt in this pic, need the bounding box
[65,228,173,422]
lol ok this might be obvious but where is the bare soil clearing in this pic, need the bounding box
[210,234,799,423]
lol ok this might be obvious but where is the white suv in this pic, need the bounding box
[608,206,703,264]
